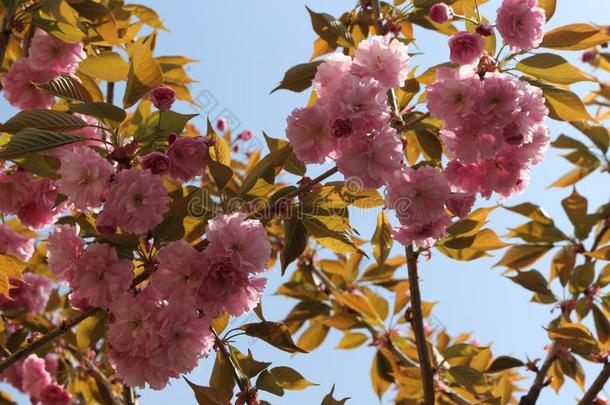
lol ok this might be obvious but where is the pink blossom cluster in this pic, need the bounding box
[0,354,71,405]
[2,30,85,110]
[0,273,53,314]
[46,213,270,390]
[286,35,409,188]
[386,166,475,247]
[496,0,546,51]
[427,68,549,199]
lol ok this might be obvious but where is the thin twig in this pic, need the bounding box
[577,361,610,405]
[519,345,558,405]
[394,112,431,133]
[67,345,124,405]
[107,82,115,105]
[0,307,102,373]
[405,245,435,405]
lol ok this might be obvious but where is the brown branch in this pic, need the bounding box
[0,0,18,72]
[107,81,115,105]
[519,336,558,404]
[577,361,610,405]
[122,386,139,405]
[0,307,102,373]
[395,112,431,133]
[405,245,436,405]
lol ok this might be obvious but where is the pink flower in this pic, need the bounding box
[22,354,52,399]
[429,3,453,24]
[167,137,208,181]
[443,160,483,195]
[197,254,265,318]
[392,213,452,248]
[237,129,253,141]
[109,350,175,390]
[329,75,390,126]
[151,240,203,302]
[519,124,550,165]
[496,0,545,51]
[150,86,176,111]
[0,224,34,260]
[351,35,410,88]
[513,81,548,138]
[216,117,227,132]
[0,273,53,314]
[336,124,403,189]
[0,360,24,391]
[2,58,57,110]
[0,171,35,215]
[17,179,66,230]
[426,68,483,128]
[386,166,450,225]
[313,53,352,98]
[57,146,113,210]
[446,192,476,218]
[97,168,170,234]
[478,147,530,199]
[478,72,521,125]
[205,212,271,273]
[149,306,214,374]
[448,31,485,66]
[40,383,72,405]
[69,113,104,147]
[28,30,85,75]
[441,126,503,164]
[286,102,338,164]
[141,151,170,175]
[70,243,133,309]
[47,224,84,282]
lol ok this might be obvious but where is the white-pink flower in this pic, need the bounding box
[0,171,36,215]
[57,146,113,210]
[151,240,204,302]
[2,58,57,110]
[28,30,85,75]
[0,224,34,261]
[286,102,338,164]
[97,168,170,234]
[496,0,546,51]
[22,354,52,399]
[351,35,410,88]
[313,53,352,98]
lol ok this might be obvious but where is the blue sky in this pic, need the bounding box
[2,1,609,404]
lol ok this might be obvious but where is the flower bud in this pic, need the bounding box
[476,24,494,36]
[216,117,227,132]
[150,86,176,111]
[237,129,253,141]
[581,50,597,63]
[141,151,170,175]
[429,3,453,24]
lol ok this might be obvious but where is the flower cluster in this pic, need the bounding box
[46,213,270,390]
[0,354,71,405]
[2,30,85,110]
[286,35,409,188]
[427,67,549,199]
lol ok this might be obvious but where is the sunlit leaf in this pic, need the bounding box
[79,51,129,82]
[271,61,323,94]
[39,75,93,102]
[184,378,230,405]
[241,321,307,353]
[494,245,552,269]
[269,366,317,390]
[507,269,555,297]
[486,356,525,373]
[0,255,25,299]
[541,23,610,51]
[516,53,594,84]
[371,211,393,268]
[0,129,86,159]
[0,110,87,133]
[306,7,354,48]
[336,332,368,350]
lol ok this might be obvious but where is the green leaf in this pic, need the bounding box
[486,356,525,373]
[443,343,483,360]
[256,369,284,396]
[241,321,307,353]
[448,365,488,394]
[535,81,596,122]
[505,202,554,225]
[592,305,610,344]
[281,216,309,274]
[371,211,392,268]
[184,378,230,405]
[571,122,609,153]
[69,102,127,127]
[0,129,86,159]
[39,75,93,102]
[13,153,60,179]
[263,132,306,176]
[570,263,595,291]
[541,23,610,51]
[302,215,358,254]
[0,110,87,133]
[76,311,107,350]
[306,7,354,48]
[562,188,587,227]
[209,351,235,402]
[123,36,164,108]
[551,247,576,287]
[370,351,392,399]
[508,221,568,243]
[508,270,555,297]
[336,332,368,350]
[240,148,289,194]
[494,245,552,269]
[548,324,599,357]
[551,134,588,150]
[585,246,610,261]
[562,150,600,168]
[208,160,233,190]
[549,166,596,188]
[297,321,329,351]
[321,385,350,405]
[516,53,594,84]
[333,292,383,326]
[233,349,271,379]
[269,367,317,390]
[79,51,129,82]
[271,61,322,94]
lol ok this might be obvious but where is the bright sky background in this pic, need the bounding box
[2,1,609,404]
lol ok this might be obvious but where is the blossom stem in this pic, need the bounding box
[107,81,115,104]
[577,361,610,405]
[0,0,17,69]
[405,245,436,405]
[0,307,103,373]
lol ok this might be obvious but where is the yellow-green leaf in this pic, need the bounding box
[494,245,552,269]
[0,255,25,299]
[79,52,129,82]
[538,0,556,21]
[516,53,593,84]
[541,23,610,51]
[123,37,164,108]
[371,211,393,268]
[336,332,368,350]
[269,367,317,390]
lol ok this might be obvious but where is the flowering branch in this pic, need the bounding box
[405,246,436,405]
[0,307,102,373]
[577,361,610,405]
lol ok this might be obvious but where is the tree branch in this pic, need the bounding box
[405,245,436,405]
[107,81,115,105]
[0,307,102,373]
[519,345,558,405]
[577,361,610,405]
